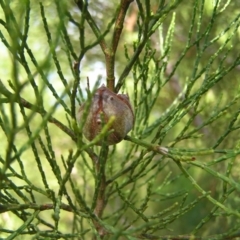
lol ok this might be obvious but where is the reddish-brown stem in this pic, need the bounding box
[74,2,133,237]
[106,0,134,92]
[112,0,134,53]
[76,0,133,92]
[105,49,115,91]
[94,165,106,218]
[91,146,109,239]
[92,176,107,238]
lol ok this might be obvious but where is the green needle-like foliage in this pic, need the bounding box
[0,0,240,239]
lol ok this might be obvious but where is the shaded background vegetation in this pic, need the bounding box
[0,0,240,239]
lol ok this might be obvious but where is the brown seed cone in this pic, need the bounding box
[77,85,134,145]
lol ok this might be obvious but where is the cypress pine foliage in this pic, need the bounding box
[0,0,240,239]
